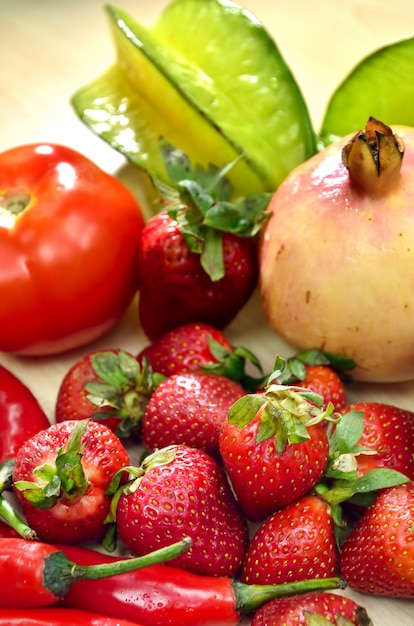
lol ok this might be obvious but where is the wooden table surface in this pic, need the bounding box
[1,1,414,624]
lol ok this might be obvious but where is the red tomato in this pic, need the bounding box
[0,143,145,355]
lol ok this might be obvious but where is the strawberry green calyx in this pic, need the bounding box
[14,419,91,509]
[104,444,179,546]
[318,409,410,510]
[85,351,165,438]
[342,117,404,195]
[269,350,355,385]
[228,384,335,454]
[153,140,271,281]
[202,336,267,392]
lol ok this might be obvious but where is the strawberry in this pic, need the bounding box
[12,419,130,544]
[298,365,347,412]
[219,384,332,522]
[110,444,249,577]
[338,401,414,479]
[141,371,246,457]
[251,592,373,625]
[269,350,353,411]
[241,494,339,585]
[55,349,162,438]
[137,142,270,340]
[339,481,414,597]
[316,408,410,512]
[137,321,266,391]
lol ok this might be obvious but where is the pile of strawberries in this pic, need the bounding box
[2,147,413,624]
[4,319,413,625]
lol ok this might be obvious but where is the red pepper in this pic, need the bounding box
[0,520,18,538]
[0,537,191,608]
[61,544,345,626]
[0,607,143,625]
[0,365,50,463]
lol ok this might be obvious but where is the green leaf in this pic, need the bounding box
[160,140,195,183]
[351,468,410,493]
[334,410,365,454]
[85,382,119,407]
[227,394,267,428]
[178,179,214,215]
[91,351,131,388]
[255,404,279,444]
[200,227,224,280]
[197,162,234,201]
[118,349,142,380]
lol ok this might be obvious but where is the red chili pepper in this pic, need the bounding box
[0,520,19,538]
[0,537,191,608]
[0,607,143,625]
[61,544,345,626]
[0,365,50,463]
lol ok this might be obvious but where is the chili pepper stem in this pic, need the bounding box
[233,577,347,614]
[0,495,37,539]
[44,537,192,599]
[0,460,37,539]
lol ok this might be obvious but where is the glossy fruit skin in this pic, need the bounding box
[60,543,242,626]
[116,445,249,577]
[340,482,414,597]
[0,539,69,607]
[241,495,338,585]
[259,126,414,383]
[136,322,233,377]
[12,420,130,544]
[141,372,246,456]
[0,608,143,626]
[340,401,414,479]
[298,364,347,411]
[251,592,368,626]
[138,211,258,340]
[219,408,329,522]
[0,365,50,463]
[0,143,145,355]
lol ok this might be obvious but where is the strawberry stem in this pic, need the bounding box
[234,577,346,614]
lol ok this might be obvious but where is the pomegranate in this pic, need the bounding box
[259,118,414,383]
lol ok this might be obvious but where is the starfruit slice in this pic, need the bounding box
[320,36,414,146]
[152,0,316,189]
[72,0,316,198]
[72,9,264,198]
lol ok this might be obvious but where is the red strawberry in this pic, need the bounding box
[251,592,373,625]
[219,384,331,522]
[12,419,130,544]
[339,481,414,597]
[298,365,347,412]
[55,349,161,438]
[339,401,414,479]
[137,321,265,391]
[138,211,258,340]
[241,494,339,585]
[141,371,246,457]
[112,444,249,577]
[137,142,270,340]
[270,350,352,411]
